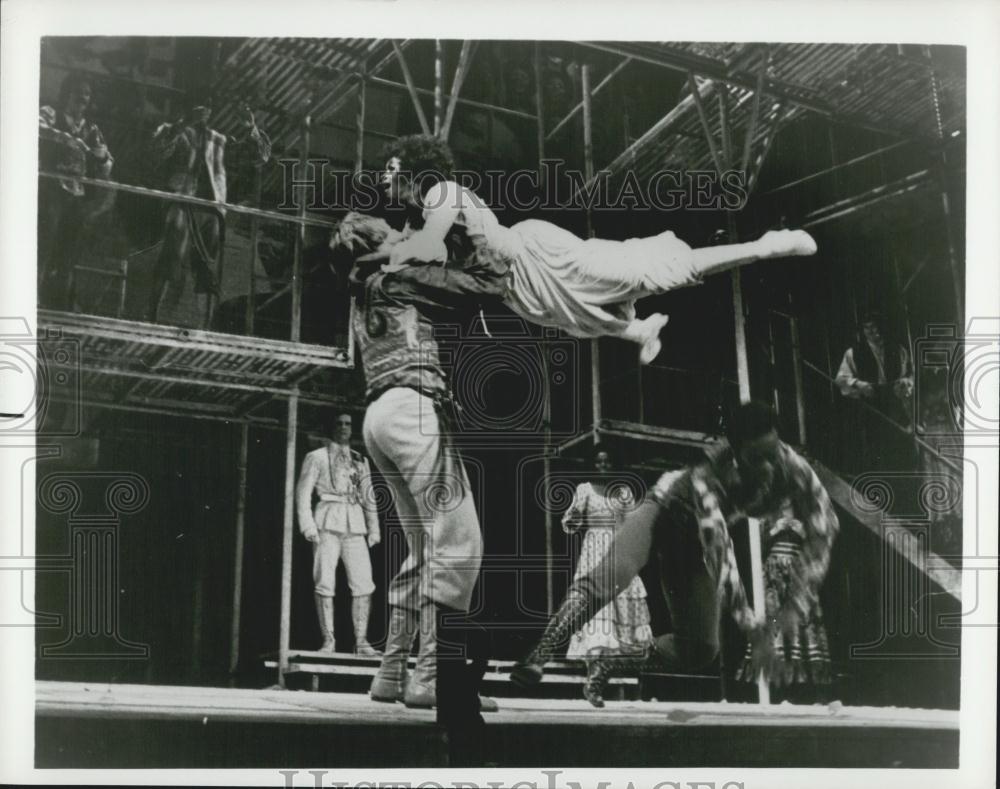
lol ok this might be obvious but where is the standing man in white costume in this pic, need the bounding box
[296,413,382,656]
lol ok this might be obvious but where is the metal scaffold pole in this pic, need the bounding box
[937,156,964,323]
[720,81,770,706]
[355,74,367,174]
[229,423,250,679]
[536,42,554,616]
[733,261,770,706]
[581,64,601,446]
[434,40,443,135]
[230,153,263,681]
[290,113,310,344]
[533,43,545,167]
[278,392,299,687]
[244,167,261,337]
[278,108,309,687]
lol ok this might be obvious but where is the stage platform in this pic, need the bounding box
[265,651,648,700]
[35,681,958,768]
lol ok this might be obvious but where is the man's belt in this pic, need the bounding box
[366,383,446,406]
[318,493,357,504]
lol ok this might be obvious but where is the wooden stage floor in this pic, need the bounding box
[35,680,959,768]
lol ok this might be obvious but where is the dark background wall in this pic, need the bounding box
[35,37,964,708]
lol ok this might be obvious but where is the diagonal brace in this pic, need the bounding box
[391,39,431,135]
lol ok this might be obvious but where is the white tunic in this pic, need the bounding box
[414,181,702,338]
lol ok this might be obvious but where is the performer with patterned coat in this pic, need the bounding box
[512,401,840,707]
[296,413,381,656]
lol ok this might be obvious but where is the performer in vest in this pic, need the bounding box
[296,412,382,656]
[835,310,914,470]
[334,211,504,741]
[835,310,913,416]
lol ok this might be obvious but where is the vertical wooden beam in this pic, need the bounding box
[191,535,205,675]
[892,251,916,354]
[546,57,633,142]
[731,265,751,401]
[533,42,545,167]
[740,52,768,173]
[434,40,443,135]
[532,43,554,615]
[767,311,781,416]
[927,49,962,321]
[244,167,261,336]
[291,114,310,344]
[590,342,602,445]
[789,302,808,446]
[581,64,595,240]
[355,75,367,174]
[229,422,250,678]
[541,350,554,616]
[937,156,964,322]
[582,63,601,445]
[728,212,769,706]
[391,39,431,135]
[117,258,128,319]
[278,392,299,687]
[718,85,733,172]
[746,515,769,705]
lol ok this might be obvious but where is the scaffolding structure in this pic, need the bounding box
[38,38,966,697]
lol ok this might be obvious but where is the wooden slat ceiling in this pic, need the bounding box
[207,39,964,196]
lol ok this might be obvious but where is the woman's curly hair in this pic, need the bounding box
[381,134,456,198]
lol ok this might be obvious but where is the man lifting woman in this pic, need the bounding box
[337,133,817,363]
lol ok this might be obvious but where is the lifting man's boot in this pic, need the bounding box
[394,601,500,713]
[352,594,381,657]
[315,593,336,653]
[370,605,418,702]
[404,600,437,708]
[510,586,593,688]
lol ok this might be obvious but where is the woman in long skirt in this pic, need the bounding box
[561,448,653,707]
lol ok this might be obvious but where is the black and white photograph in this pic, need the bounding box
[0,0,997,786]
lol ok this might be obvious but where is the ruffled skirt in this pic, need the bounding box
[566,526,653,658]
